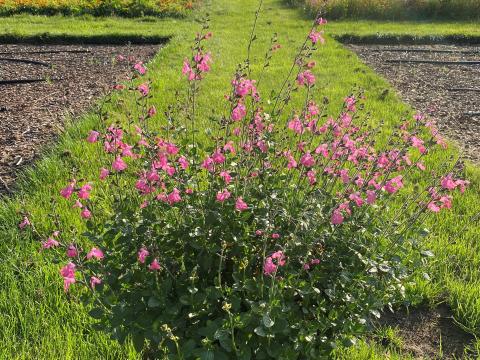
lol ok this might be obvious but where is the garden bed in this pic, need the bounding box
[379,305,475,359]
[0,43,159,192]
[347,44,480,164]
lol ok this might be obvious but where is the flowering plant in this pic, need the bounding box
[24,6,469,359]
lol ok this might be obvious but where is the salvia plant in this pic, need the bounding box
[19,3,469,359]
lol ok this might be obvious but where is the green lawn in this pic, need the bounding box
[1,1,480,358]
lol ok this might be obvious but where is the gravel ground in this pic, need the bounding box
[347,44,480,164]
[0,44,159,192]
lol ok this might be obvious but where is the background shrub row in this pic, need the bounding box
[287,0,480,21]
[0,0,196,17]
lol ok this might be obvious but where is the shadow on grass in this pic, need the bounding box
[335,33,480,45]
[0,33,170,45]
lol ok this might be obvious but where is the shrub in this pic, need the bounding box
[22,8,469,359]
[288,0,480,21]
[0,0,196,17]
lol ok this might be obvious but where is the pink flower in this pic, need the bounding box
[67,245,78,258]
[147,106,157,118]
[264,257,277,275]
[384,176,404,194]
[366,190,377,205]
[440,174,456,190]
[440,195,452,209]
[349,192,364,207]
[87,130,100,143]
[264,251,286,275]
[272,233,280,239]
[256,140,268,153]
[235,197,248,211]
[288,117,304,134]
[112,157,127,172]
[149,259,161,271]
[138,247,149,264]
[427,201,441,213]
[315,144,329,157]
[411,136,426,154]
[223,141,236,154]
[212,150,225,164]
[255,230,263,236]
[234,78,258,98]
[300,152,315,167]
[220,171,232,184]
[216,189,231,202]
[308,30,325,45]
[134,62,146,75]
[73,200,83,208]
[316,17,327,25]
[60,182,75,199]
[167,188,182,205]
[178,156,189,169]
[90,276,102,289]
[231,103,247,121]
[80,208,91,219]
[331,210,344,225]
[99,168,110,180]
[78,184,92,200]
[339,169,350,184]
[303,263,310,270]
[42,237,59,249]
[182,59,195,81]
[201,157,214,172]
[307,169,316,185]
[138,83,149,97]
[455,179,469,193]
[196,52,212,72]
[87,247,104,260]
[18,216,30,229]
[60,262,76,292]
[417,162,426,171]
[297,71,315,86]
[271,251,286,266]
[165,143,179,155]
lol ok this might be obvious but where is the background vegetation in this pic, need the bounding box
[286,0,480,21]
[0,0,196,17]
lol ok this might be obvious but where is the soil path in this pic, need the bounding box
[347,44,480,164]
[0,44,159,192]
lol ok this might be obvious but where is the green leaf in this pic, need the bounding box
[254,326,266,337]
[262,314,274,328]
[147,296,161,308]
[132,332,145,353]
[421,250,435,257]
[200,350,214,360]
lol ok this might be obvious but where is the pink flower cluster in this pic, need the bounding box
[182,35,213,82]
[264,251,286,276]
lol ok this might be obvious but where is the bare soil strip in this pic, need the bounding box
[379,305,475,359]
[0,44,160,192]
[347,44,480,164]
